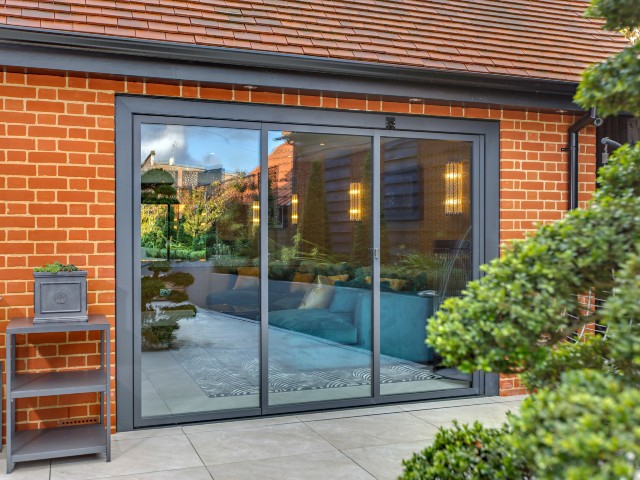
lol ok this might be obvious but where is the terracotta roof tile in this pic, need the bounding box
[1,0,629,82]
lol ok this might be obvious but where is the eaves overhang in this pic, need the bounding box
[0,25,583,112]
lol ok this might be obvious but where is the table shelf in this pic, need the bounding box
[12,424,107,463]
[11,370,107,398]
[6,315,111,473]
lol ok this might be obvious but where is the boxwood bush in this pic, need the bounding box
[400,1,640,478]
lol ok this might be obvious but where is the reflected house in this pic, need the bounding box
[141,150,224,188]
[266,135,471,267]
[250,141,294,228]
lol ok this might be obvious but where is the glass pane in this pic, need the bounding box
[267,131,373,405]
[139,124,260,417]
[380,138,473,396]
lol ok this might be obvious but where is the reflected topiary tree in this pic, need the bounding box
[299,160,331,255]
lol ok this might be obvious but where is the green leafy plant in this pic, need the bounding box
[402,421,529,480]
[575,1,640,117]
[400,1,640,478]
[510,370,640,480]
[34,261,80,273]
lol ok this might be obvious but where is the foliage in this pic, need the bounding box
[299,161,330,255]
[140,170,258,263]
[575,0,640,116]
[140,263,196,350]
[597,248,640,383]
[141,169,179,205]
[145,247,206,261]
[401,421,529,480]
[586,0,640,32]
[511,370,640,480]
[401,2,640,477]
[575,42,640,117]
[34,261,80,273]
[427,143,640,377]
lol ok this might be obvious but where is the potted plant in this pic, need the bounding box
[33,261,88,323]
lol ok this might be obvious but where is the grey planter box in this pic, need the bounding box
[33,271,88,323]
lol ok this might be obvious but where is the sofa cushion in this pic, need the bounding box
[298,277,334,309]
[328,287,361,313]
[269,309,358,344]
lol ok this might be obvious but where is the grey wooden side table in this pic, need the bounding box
[5,315,111,473]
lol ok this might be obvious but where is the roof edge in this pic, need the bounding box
[0,25,579,96]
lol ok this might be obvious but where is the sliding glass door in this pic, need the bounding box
[138,122,262,418]
[379,137,473,396]
[266,131,373,405]
[123,102,492,429]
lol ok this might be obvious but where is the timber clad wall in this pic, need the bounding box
[0,68,596,432]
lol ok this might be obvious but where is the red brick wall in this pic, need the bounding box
[0,68,596,431]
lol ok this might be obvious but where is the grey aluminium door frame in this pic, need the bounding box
[116,95,500,431]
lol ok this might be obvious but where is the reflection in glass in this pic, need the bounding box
[267,132,373,405]
[139,124,260,417]
[380,138,473,396]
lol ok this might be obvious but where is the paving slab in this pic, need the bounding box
[187,422,335,466]
[207,451,375,480]
[50,434,203,480]
[410,402,513,428]
[182,415,300,435]
[305,412,439,450]
[296,404,403,422]
[0,454,50,480]
[343,441,431,480]
[105,467,213,480]
[399,396,497,412]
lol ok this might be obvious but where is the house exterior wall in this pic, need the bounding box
[0,68,596,432]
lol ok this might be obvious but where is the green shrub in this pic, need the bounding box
[511,370,640,480]
[427,142,640,380]
[34,261,80,273]
[145,247,205,260]
[401,421,529,480]
[402,2,640,477]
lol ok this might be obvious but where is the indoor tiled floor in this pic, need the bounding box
[1,395,525,480]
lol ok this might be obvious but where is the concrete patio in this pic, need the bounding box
[1,395,523,480]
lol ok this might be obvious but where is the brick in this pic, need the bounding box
[58,115,96,127]
[5,137,36,150]
[25,100,65,113]
[337,97,366,110]
[57,140,96,153]
[250,89,283,104]
[2,85,37,98]
[28,125,68,138]
[145,81,181,96]
[87,78,124,91]
[57,89,96,102]
[86,104,114,116]
[199,84,233,101]
[3,111,36,123]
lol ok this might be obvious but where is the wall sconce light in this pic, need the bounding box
[252,200,260,225]
[349,182,362,221]
[444,162,463,215]
[291,193,298,225]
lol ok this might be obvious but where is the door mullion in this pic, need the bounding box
[372,133,381,401]
[259,125,269,412]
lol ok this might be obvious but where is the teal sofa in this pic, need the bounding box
[268,288,434,363]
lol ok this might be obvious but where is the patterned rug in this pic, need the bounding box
[169,311,442,398]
